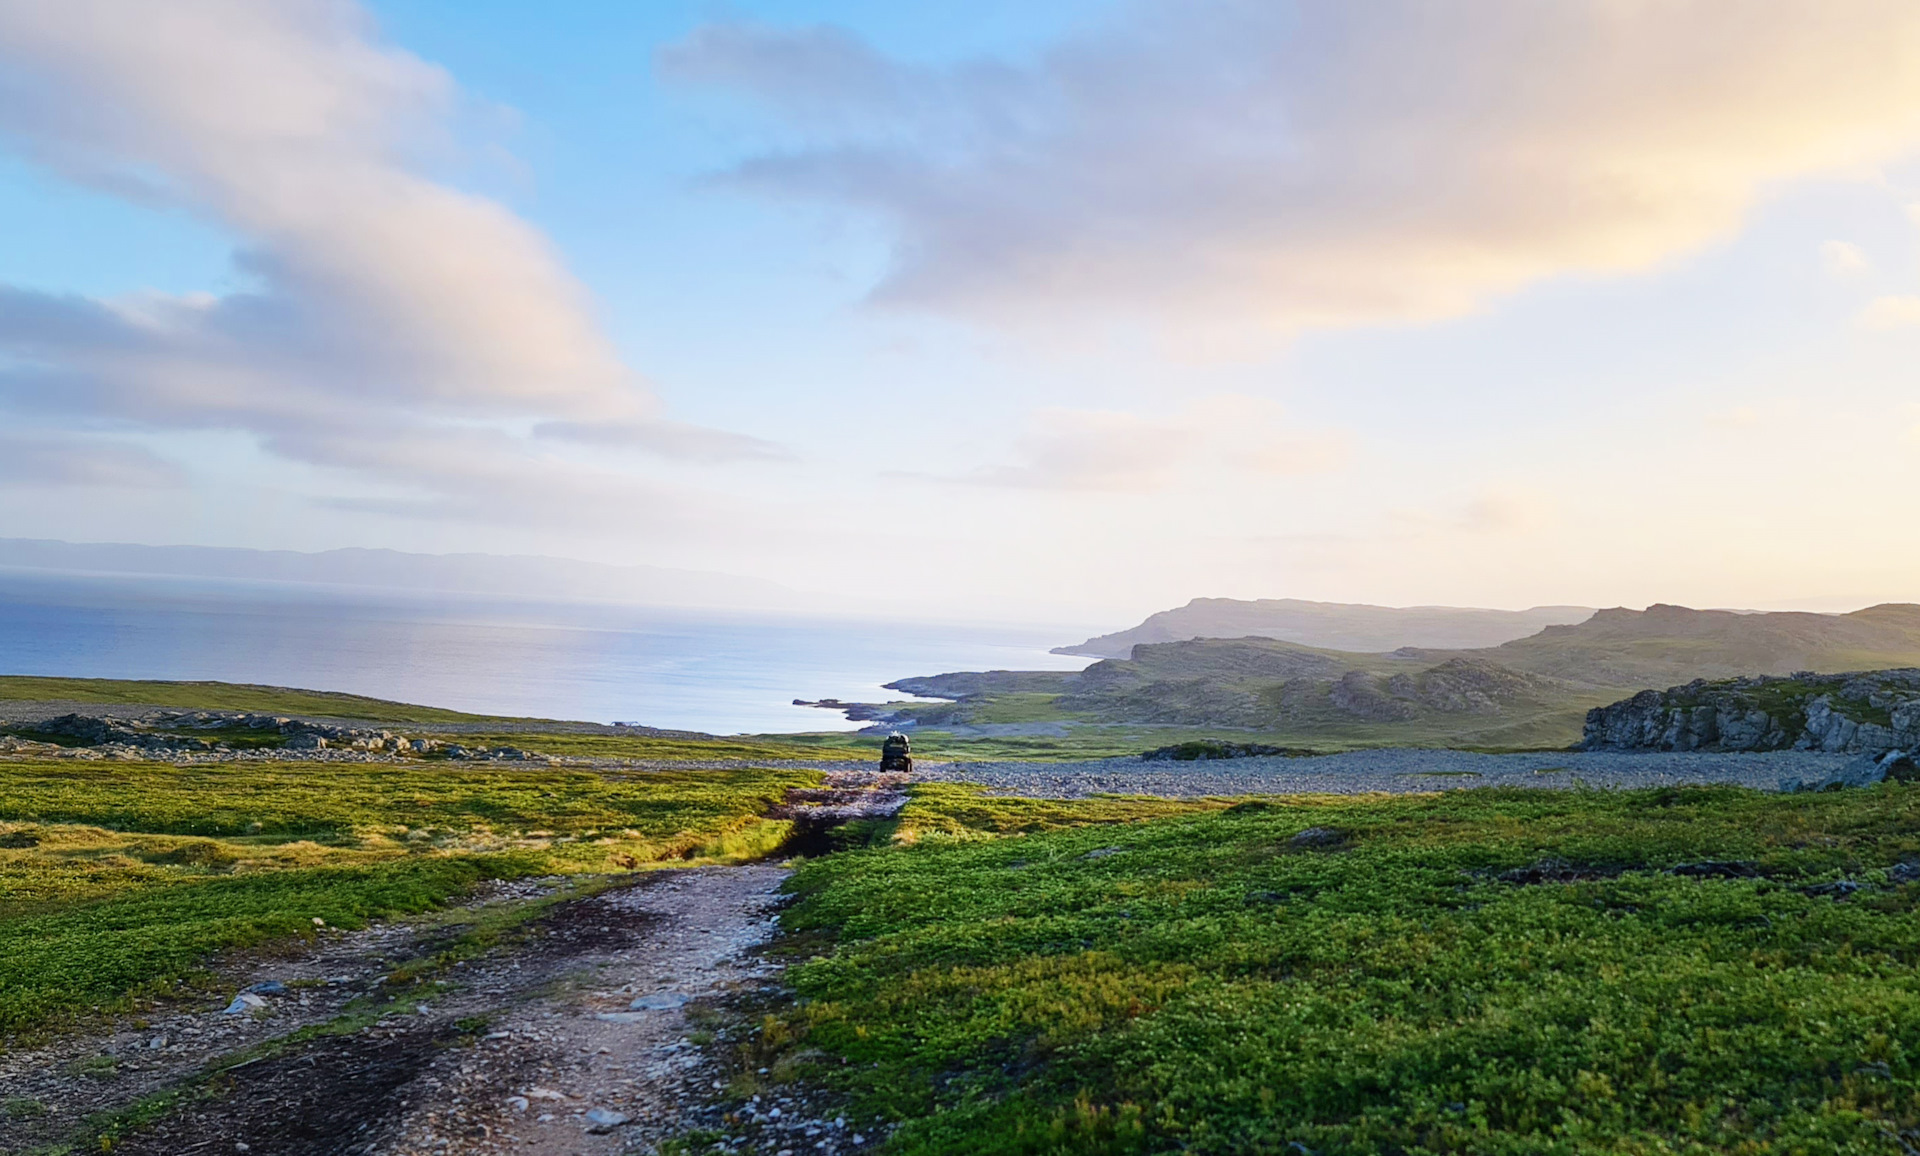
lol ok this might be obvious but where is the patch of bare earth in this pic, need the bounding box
[0,865,861,1156]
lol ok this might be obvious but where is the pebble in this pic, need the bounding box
[920,749,1855,799]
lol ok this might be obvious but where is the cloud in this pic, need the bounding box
[1821,240,1871,277]
[933,395,1347,492]
[1860,295,1920,328]
[0,434,186,489]
[0,0,774,519]
[665,1,1920,340]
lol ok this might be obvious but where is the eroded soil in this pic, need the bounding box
[0,864,869,1156]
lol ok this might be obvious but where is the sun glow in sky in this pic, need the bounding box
[1,0,1918,623]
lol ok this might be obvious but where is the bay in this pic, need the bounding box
[0,569,1093,734]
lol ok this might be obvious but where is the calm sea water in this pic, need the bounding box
[0,570,1093,734]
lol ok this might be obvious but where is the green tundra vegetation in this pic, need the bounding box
[11,676,1920,1153]
[0,758,818,1032]
[766,783,1920,1155]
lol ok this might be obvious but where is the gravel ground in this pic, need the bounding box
[917,748,1857,799]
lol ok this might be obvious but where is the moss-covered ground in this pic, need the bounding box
[762,783,1920,1155]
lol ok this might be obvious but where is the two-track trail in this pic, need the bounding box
[0,864,841,1155]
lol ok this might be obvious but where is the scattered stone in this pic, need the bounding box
[222,993,268,1015]
[1784,749,1917,793]
[1668,860,1760,879]
[1498,859,1625,885]
[242,981,285,996]
[630,992,689,1010]
[1805,880,1866,899]
[584,1107,629,1132]
[1288,826,1348,850]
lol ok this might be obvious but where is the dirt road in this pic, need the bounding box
[0,864,869,1156]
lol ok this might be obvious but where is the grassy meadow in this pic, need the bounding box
[763,784,1920,1155]
[0,757,818,1033]
[10,676,1920,1155]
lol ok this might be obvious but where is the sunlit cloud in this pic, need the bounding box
[1860,295,1920,329]
[0,0,776,524]
[666,1,1920,343]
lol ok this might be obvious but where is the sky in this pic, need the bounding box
[1,0,1918,626]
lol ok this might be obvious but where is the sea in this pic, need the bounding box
[0,569,1095,734]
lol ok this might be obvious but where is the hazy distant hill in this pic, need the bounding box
[860,602,1920,749]
[1056,597,1595,658]
[0,538,807,611]
[1451,603,1920,688]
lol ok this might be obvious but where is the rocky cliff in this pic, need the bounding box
[1582,669,1920,755]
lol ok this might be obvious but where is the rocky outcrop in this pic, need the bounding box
[1582,669,1920,756]
[1328,671,1420,722]
[1327,659,1554,722]
[1783,749,1920,792]
[4,710,558,763]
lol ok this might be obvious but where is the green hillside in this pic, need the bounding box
[0,676,517,725]
[854,603,1920,751]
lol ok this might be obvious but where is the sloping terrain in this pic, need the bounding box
[1460,602,1920,688]
[1054,596,1594,658]
[852,603,1920,751]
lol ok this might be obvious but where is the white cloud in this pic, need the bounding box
[0,0,774,520]
[1860,295,1920,328]
[1821,240,1870,276]
[933,395,1347,492]
[665,1,1920,341]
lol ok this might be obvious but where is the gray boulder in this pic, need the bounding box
[1785,749,1916,792]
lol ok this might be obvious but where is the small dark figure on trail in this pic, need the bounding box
[879,732,913,773]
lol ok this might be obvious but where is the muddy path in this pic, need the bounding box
[0,863,870,1156]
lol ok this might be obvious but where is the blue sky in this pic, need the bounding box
[1,1,1918,623]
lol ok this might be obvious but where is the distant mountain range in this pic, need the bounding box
[851,602,1920,749]
[1056,597,1596,658]
[0,538,809,611]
